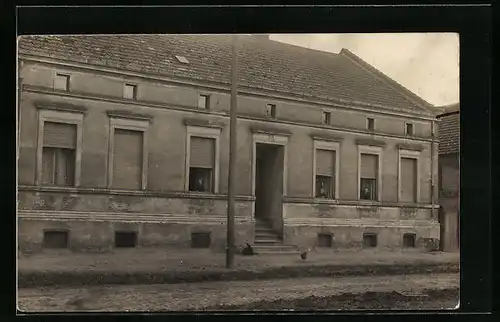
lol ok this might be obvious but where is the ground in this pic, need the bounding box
[18,273,459,312]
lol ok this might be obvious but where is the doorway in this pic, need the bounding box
[254,143,285,238]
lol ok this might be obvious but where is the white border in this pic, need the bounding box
[36,110,84,187]
[398,149,421,203]
[357,145,383,201]
[312,140,340,199]
[107,117,150,190]
[185,125,221,193]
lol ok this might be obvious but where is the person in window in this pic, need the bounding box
[362,186,371,200]
[196,177,205,192]
[319,181,327,198]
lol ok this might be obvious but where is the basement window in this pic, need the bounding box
[191,232,211,248]
[266,104,277,118]
[114,231,138,248]
[363,233,377,248]
[317,233,333,248]
[403,233,416,248]
[367,118,375,131]
[43,230,69,249]
[405,123,414,136]
[322,111,331,125]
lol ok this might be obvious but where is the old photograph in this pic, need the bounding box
[17,33,460,312]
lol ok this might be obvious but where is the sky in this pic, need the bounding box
[270,33,459,107]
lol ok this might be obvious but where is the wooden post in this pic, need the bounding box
[226,35,239,268]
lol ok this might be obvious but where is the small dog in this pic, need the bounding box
[242,243,256,255]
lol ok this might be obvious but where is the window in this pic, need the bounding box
[114,231,137,248]
[54,73,70,91]
[266,104,276,118]
[189,136,215,192]
[198,94,210,109]
[363,233,377,248]
[43,230,69,249]
[315,149,335,198]
[360,153,378,201]
[191,232,211,248]
[322,111,331,125]
[403,233,416,248]
[317,233,333,248]
[112,129,143,190]
[41,122,77,186]
[400,157,417,202]
[405,123,414,135]
[367,118,375,131]
[124,84,137,100]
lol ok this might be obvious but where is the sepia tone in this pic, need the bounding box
[17,34,459,312]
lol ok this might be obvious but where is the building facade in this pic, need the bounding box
[17,35,440,253]
[437,104,460,252]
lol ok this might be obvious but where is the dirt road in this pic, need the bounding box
[18,273,459,312]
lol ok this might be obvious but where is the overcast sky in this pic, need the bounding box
[270,33,459,107]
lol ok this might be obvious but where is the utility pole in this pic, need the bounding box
[226,35,238,268]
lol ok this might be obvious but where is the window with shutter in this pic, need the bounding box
[400,157,417,202]
[189,136,215,192]
[41,122,77,186]
[360,153,378,200]
[54,74,70,91]
[113,129,143,190]
[315,149,335,198]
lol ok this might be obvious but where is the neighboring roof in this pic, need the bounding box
[18,34,434,115]
[437,105,460,155]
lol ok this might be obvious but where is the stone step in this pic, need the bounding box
[255,231,280,239]
[254,239,282,245]
[251,244,300,254]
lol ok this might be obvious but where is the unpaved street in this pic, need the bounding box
[18,273,459,312]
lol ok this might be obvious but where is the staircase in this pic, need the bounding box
[253,218,298,254]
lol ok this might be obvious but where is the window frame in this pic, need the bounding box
[398,149,421,203]
[107,116,150,190]
[198,93,211,109]
[322,111,332,125]
[313,140,340,200]
[266,103,277,118]
[185,125,221,194]
[36,109,84,187]
[357,145,383,202]
[367,117,375,131]
[405,122,414,136]
[123,83,138,100]
[53,72,70,91]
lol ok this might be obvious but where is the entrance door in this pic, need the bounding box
[254,143,284,237]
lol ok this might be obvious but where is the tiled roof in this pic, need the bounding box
[437,107,460,155]
[18,34,433,115]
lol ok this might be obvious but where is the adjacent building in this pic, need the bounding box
[437,103,460,252]
[17,35,441,253]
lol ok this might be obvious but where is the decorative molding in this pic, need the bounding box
[250,126,292,136]
[397,143,423,151]
[22,85,436,143]
[18,185,256,201]
[183,118,225,129]
[282,196,438,209]
[35,100,87,114]
[283,217,439,229]
[107,110,153,123]
[309,133,344,142]
[355,138,387,147]
[20,54,437,120]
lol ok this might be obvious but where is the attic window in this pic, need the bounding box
[266,104,277,118]
[175,55,190,64]
[367,118,375,131]
[322,111,331,125]
[405,123,414,136]
[198,94,210,109]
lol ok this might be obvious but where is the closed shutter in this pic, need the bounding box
[43,122,77,149]
[190,137,215,169]
[316,149,335,176]
[361,154,378,179]
[113,129,143,190]
[401,157,417,202]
